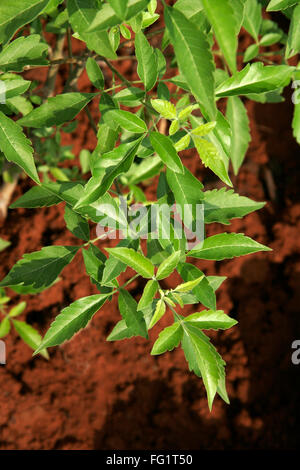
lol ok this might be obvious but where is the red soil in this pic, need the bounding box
[0,33,300,450]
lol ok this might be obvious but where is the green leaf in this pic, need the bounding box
[30,181,82,207]
[148,298,166,329]
[174,134,190,152]
[169,120,179,136]
[166,166,204,227]
[193,136,232,187]
[151,322,183,355]
[267,0,298,11]
[102,239,138,286]
[135,31,158,91]
[86,57,104,89]
[64,206,90,241]
[107,319,135,341]
[188,232,271,260]
[203,188,265,224]
[174,276,204,293]
[0,317,10,338]
[286,4,300,58]
[191,122,216,137]
[0,78,31,99]
[68,0,117,59]
[79,149,91,174]
[118,289,148,338]
[184,310,237,330]
[0,246,80,291]
[105,109,147,133]
[0,35,48,72]
[174,0,205,24]
[106,247,154,278]
[216,63,294,97]
[87,0,148,32]
[18,92,95,128]
[75,138,142,208]
[125,155,163,185]
[177,262,216,310]
[150,131,184,174]
[8,301,26,317]
[156,251,181,280]
[226,97,251,174]
[110,0,129,20]
[260,33,282,47]
[0,111,39,183]
[292,102,300,144]
[13,320,48,359]
[94,123,118,155]
[202,0,237,73]
[0,237,11,252]
[34,294,110,355]
[182,324,226,410]
[243,0,262,40]
[137,279,159,310]
[165,5,217,120]
[150,99,177,119]
[0,0,49,45]
[82,244,107,287]
[230,0,245,34]
[114,87,144,107]
[243,44,259,63]
[178,104,198,122]
[207,276,227,292]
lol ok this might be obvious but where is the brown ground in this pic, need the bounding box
[0,29,300,450]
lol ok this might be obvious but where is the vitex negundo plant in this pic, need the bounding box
[0,0,298,409]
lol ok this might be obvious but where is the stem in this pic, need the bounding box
[67,27,73,74]
[102,57,132,87]
[84,106,98,135]
[169,304,182,323]
[83,230,116,247]
[43,33,65,98]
